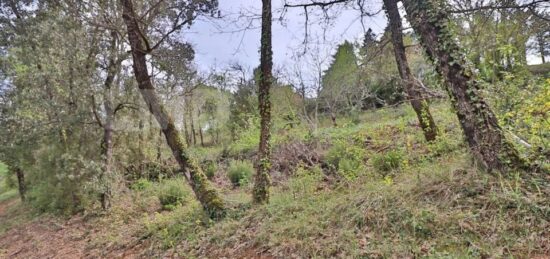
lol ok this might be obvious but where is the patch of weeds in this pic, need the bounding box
[227,160,253,186]
[157,179,190,210]
[428,133,461,157]
[0,189,17,203]
[371,149,404,173]
[227,127,260,157]
[326,139,366,180]
[131,178,153,191]
[201,160,218,179]
[143,202,210,248]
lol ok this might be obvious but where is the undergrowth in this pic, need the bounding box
[2,102,548,258]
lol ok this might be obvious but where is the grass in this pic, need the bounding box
[0,189,17,203]
[1,101,548,258]
[177,153,549,258]
[0,162,7,174]
[0,161,14,202]
[144,101,548,258]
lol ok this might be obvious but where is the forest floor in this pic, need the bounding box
[0,102,548,258]
[0,197,152,258]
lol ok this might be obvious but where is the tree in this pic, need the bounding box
[119,0,225,218]
[253,0,273,204]
[401,0,528,171]
[383,0,438,141]
[320,41,360,126]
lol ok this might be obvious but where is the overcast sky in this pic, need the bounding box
[180,0,544,77]
[183,0,387,73]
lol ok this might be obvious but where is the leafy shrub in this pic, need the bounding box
[371,150,403,173]
[27,150,101,214]
[0,163,17,189]
[287,166,323,197]
[428,133,460,156]
[125,162,175,183]
[227,127,260,157]
[227,160,254,186]
[158,179,189,210]
[131,178,153,191]
[338,158,363,180]
[202,160,218,180]
[326,139,365,180]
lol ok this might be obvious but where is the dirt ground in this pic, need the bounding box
[0,198,149,259]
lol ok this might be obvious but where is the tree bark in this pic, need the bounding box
[100,30,119,210]
[120,0,225,218]
[253,0,273,204]
[15,167,26,202]
[197,108,204,147]
[189,98,197,146]
[537,32,546,64]
[401,0,527,171]
[383,0,438,142]
[182,101,191,146]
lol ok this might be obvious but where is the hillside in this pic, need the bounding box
[1,102,548,258]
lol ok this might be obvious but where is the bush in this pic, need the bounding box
[326,139,366,180]
[202,160,218,180]
[131,178,153,191]
[0,163,17,189]
[371,150,403,173]
[158,179,189,210]
[27,151,101,214]
[428,133,460,157]
[227,160,254,186]
[227,126,260,157]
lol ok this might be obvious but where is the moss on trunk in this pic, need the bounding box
[120,0,225,219]
[401,0,529,172]
[254,0,273,204]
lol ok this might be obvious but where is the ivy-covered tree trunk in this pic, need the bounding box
[383,0,438,142]
[120,0,225,218]
[253,0,273,204]
[401,0,527,171]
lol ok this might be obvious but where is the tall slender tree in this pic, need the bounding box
[253,0,273,204]
[99,30,120,210]
[119,0,225,218]
[383,0,438,142]
[401,0,528,171]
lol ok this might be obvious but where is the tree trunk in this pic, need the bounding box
[157,129,162,161]
[198,108,204,147]
[189,99,197,146]
[182,102,191,146]
[331,112,337,127]
[537,32,546,64]
[100,30,119,210]
[253,0,273,204]
[383,0,437,142]
[120,0,225,218]
[401,0,527,171]
[15,167,26,202]
[138,119,145,160]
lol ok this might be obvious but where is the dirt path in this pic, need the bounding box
[0,199,149,259]
[0,198,86,258]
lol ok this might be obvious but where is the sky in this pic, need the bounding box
[181,0,545,78]
[183,0,387,74]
